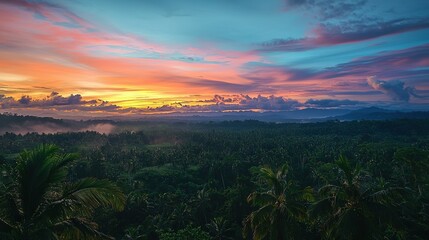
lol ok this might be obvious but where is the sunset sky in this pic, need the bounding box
[1,0,429,118]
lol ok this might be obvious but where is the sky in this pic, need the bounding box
[0,0,429,118]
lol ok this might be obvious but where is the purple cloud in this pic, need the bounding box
[259,18,429,52]
[255,44,429,83]
[238,95,302,110]
[321,44,429,81]
[0,92,122,112]
[366,76,429,102]
[18,95,31,104]
[0,93,307,116]
[1,0,89,29]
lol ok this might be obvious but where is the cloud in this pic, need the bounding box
[0,93,307,117]
[166,94,303,112]
[315,0,367,20]
[239,44,429,102]
[0,92,122,112]
[202,94,235,103]
[253,43,429,83]
[0,1,266,99]
[18,95,31,104]
[314,18,429,44]
[182,78,253,92]
[259,18,429,52]
[284,0,367,20]
[367,76,415,102]
[237,95,302,110]
[0,0,93,31]
[315,44,429,82]
[3,91,426,120]
[48,92,85,105]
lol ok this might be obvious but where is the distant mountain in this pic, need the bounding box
[1,107,429,135]
[131,108,352,122]
[332,107,429,121]
[171,107,429,122]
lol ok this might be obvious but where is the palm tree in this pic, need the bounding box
[192,187,211,224]
[311,156,404,240]
[0,144,125,240]
[206,217,233,240]
[243,164,313,240]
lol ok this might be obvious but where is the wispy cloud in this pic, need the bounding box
[259,18,429,52]
[284,0,368,20]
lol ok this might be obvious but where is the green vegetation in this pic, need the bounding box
[243,164,312,240]
[0,119,428,239]
[0,145,125,240]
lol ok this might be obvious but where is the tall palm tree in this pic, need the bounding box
[0,144,125,240]
[243,164,313,240]
[311,156,403,240]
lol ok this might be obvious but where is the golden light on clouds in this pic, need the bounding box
[0,73,30,82]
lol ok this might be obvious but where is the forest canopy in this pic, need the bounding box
[1,119,428,239]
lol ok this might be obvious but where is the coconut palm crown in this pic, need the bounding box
[311,155,404,240]
[0,144,125,240]
[243,164,313,240]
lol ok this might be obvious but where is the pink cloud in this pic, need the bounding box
[0,0,264,100]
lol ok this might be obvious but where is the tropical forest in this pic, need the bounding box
[1,117,428,239]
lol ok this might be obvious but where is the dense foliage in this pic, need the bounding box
[0,144,125,239]
[1,119,428,239]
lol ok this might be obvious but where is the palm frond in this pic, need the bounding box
[0,218,14,237]
[247,192,276,206]
[62,178,126,212]
[318,184,340,196]
[302,186,315,202]
[283,200,308,221]
[17,144,77,220]
[0,191,21,224]
[309,197,333,219]
[54,217,114,240]
[335,155,359,186]
[366,187,408,205]
[250,204,274,228]
[277,164,289,179]
[0,145,124,240]
[259,167,277,185]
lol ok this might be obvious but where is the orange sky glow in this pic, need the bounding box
[1,0,428,118]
